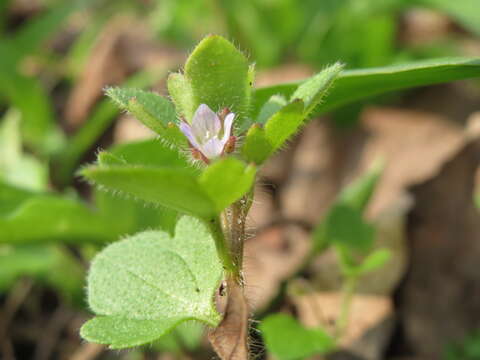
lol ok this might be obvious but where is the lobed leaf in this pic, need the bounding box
[81,216,222,348]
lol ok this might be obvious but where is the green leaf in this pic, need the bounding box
[256,95,287,125]
[106,88,186,147]
[358,248,391,275]
[324,204,375,252]
[199,158,256,212]
[241,100,305,165]
[0,109,48,191]
[84,142,254,217]
[95,189,178,236]
[0,181,35,216]
[7,0,91,60]
[167,73,195,121]
[264,100,305,152]
[0,245,84,303]
[152,321,203,353]
[290,62,343,115]
[0,196,112,245]
[260,314,335,360]
[0,245,57,291]
[101,139,195,172]
[0,56,63,154]
[313,164,382,253]
[81,216,222,349]
[54,69,166,186]
[242,124,272,164]
[253,58,480,117]
[337,159,383,212]
[184,35,251,125]
[82,166,216,218]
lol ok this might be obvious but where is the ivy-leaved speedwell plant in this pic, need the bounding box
[79,34,343,357]
[78,34,480,359]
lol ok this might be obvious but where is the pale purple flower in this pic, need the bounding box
[179,104,234,160]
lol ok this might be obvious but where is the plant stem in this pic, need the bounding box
[335,275,357,340]
[228,196,250,275]
[204,216,239,279]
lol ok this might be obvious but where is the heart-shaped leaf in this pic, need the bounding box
[81,216,223,349]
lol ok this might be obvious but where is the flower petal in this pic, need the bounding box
[200,138,224,159]
[221,113,235,143]
[191,104,221,140]
[179,122,201,149]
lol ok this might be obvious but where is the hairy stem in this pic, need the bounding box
[205,216,239,278]
[228,195,250,276]
[209,192,254,360]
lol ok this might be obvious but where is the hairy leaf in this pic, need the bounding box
[255,95,287,125]
[290,62,343,115]
[167,73,195,121]
[106,88,185,146]
[82,165,216,218]
[184,35,251,125]
[241,124,272,164]
[199,158,256,212]
[264,100,305,151]
[81,216,222,348]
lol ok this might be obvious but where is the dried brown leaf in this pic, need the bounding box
[208,278,249,360]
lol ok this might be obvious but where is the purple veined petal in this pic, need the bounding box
[200,138,224,159]
[191,104,221,140]
[179,122,201,150]
[221,113,235,143]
